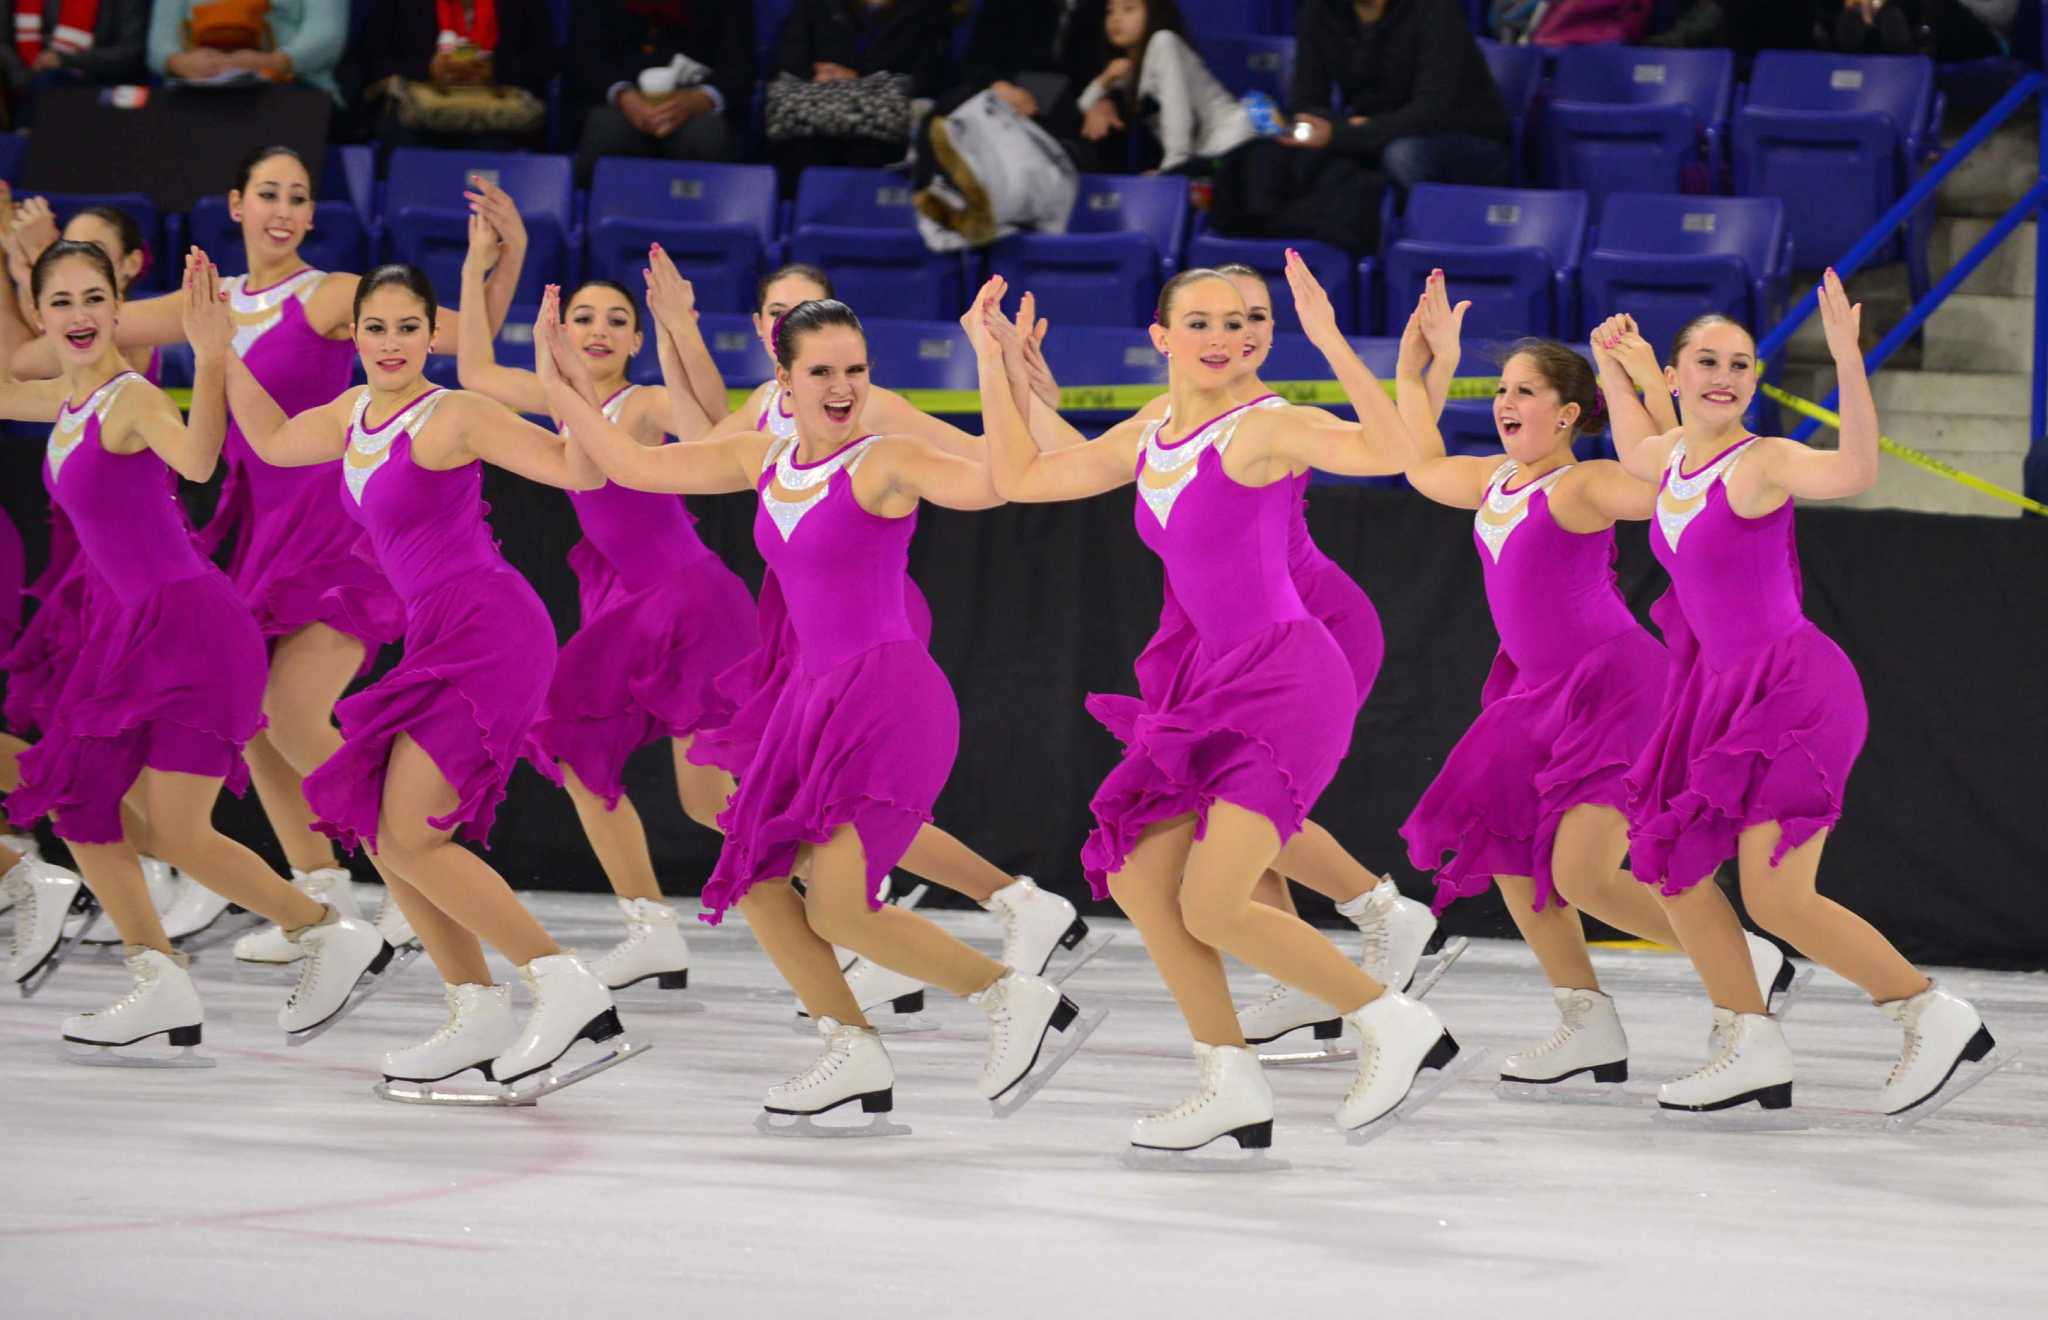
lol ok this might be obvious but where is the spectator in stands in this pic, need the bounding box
[0,1,148,127]
[148,0,347,105]
[567,0,754,186]
[1073,0,1256,175]
[359,0,556,155]
[920,0,1060,180]
[1650,0,2012,60]
[765,0,954,195]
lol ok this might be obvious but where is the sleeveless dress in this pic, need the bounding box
[200,269,403,662]
[9,372,267,843]
[535,384,758,806]
[1626,437,1868,894]
[1400,460,1669,914]
[697,432,957,924]
[1081,400,1354,896]
[687,383,933,779]
[302,388,560,853]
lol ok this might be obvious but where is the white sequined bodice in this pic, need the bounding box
[760,433,880,541]
[46,371,140,483]
[1475,460,1572,564]
[225,268,324,358]
[1657,436,1754,553]
[345,387,446,504]
[1139,396,1285,528]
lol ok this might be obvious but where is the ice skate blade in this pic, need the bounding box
[502,1034,649,1103]
[1496,1077,1649,1107]
[1258,1035,1357,1066]
[63,1041,217,1069]
[1771,965,1816,1020]
[1403,937,1470,1000]
[1046,931,1116,986]
[1344,1044,1491,1147]
[990,1004,1109,1118]
[1652,1103,1811,1132]
[1885,1046,2022,1131]
[284,942,422,1047]
[373,1078,533,1107]
[755,1109,912,1138]
[1120,1146,1290,1173]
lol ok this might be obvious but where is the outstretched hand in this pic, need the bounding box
[1817,267,1863,365]
[532,284,561,388]
[181,248,232,360]
[1416,269,1468,366]
[642,243,697,331]
[1015,291,1060,409]
[463,210,500,274]
[1284,248,1341,347]
[1591,312,1661,389]
[464,174,526,254]
[958,274,1009,359]
[537,286,596,397]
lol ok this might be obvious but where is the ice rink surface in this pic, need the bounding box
[4,889,2043,1318]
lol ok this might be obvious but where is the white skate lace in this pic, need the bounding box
[90,956,160,1023]
[285,930,327,1010]
[591,917,651,973]
[1147,1049,1228,1124]
[784,1029,856,1094]
[1356,888,1396,976]
[1886,1010,1923,1089]
[411,993,471,1053]
[1519,996,1592,1059]
[5,874,31,964]
[1675,1021,1743,1084]
[1341,1025,1383,1104]
[979,980,1014,1084]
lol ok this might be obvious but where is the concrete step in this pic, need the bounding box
[1935,119,2039,219]
[1923,294,2036,372]
[1782,265,1916,367]
[1930,217,2037,299]
[1836,447,2028,518]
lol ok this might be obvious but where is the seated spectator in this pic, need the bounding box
[1073,0,1255,175]
[148,0,347,105]
[919,0,1060,186]
[1650,0,2011,59]
[567,0,754,186]
[765,0,954,196]
[0,0,149,128]
[360,0,556,155]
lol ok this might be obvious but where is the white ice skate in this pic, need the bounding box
[1237,982,1352,1065]
[1349,877,1468,997]
[158,876,233,942]
[1877,982,2013,1125]
[796,956,934,1033]
[1337,991,1478,1143]
[62,946,214,1068]
[1745,931,1812,1017]
[589,897,692,991]
[280,913,409,1042]
[1497,987,1632,1102]
[984,876,1108,979]
[232,868,361,964]
[975,971,1105,1116]
[374,982,525,1105]
[1656,1008,1796,1119]
[492,953,647,1102]
[0,832,36,915]
[758,1015,907,1136]
[372,890,419,949]
[7,857,84,994]
[77,857,186,945]
[1125,1042,1284,1171]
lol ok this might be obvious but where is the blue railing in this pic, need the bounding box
[1754,71,2048,508]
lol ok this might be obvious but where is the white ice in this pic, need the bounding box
[4,889,2044,1317]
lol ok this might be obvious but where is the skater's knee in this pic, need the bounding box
[143,815,216,868]
[1177,882,1245,949]
[1739,874,1813,938]
[260,703,339,774]
[802,876,873,945]
[1107,867,1177,928]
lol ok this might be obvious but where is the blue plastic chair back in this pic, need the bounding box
[586,160,777,312]
[1064,174,1188,253]
[1382,184,1589,342]
[1176,0,1271,34]
[865,319,981,395]
[985,175,1188,326]
[1537,46,1733,202]
[1196,35,1295,100]
[1041,326,1168,415]
[789,168,962,320]
[699,313,777,394]
[1184,232,1356,335]
[1477,39,1545,181]
[0,133,26,184]
[384,148,575,305]
[1581,192,1788,353]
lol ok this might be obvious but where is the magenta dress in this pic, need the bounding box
[697,432,956,924]
[1081,400,1354,896]
[688,383,932,779]
[1627,437,1867,894]
[303,388,559,852]
[1400,461,1668,914]
[9,372,267,843]
[201,270,403,661]
[535,385,758,806]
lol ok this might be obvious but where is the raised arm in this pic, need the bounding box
[1592,313,1679,482]
[457,213,546,414]
[1392,282,1495,509]
[645,245,731,424]
[1273,250,1414,477]
[441,176,527,355]
[1746,269,1879,502]
[437,389,603,491]
[179,250,229,471]
[858,435,1003,514]
[185,250,347,466]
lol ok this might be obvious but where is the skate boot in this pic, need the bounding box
[233,868,361,964]
[78,857,186,945]
[160,877,234,943]
[984,876,1099,978]
[373,890,419,949]
[1744,931,1810,1016]
[1498,987,1630,1098]
[1657,1008,1794,1114]
[1236,981,1350,1064]
[0,833,36,915]
[759,1016,907,1136]
[6,857,83,990]
[62,946,212,1067]
[1877,982,2004,1120]
[375,983,524,1103]
[589,897,691,991]
[1336,991,1473,1142]
[1127,1043,1280,1168]
[973,970,1104,1116]
[797,956,931,1031]
[1345,877,1458,996]
[492,953,646,1101]
[279,910,403,1041]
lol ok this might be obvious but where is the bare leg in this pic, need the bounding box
[140,770,325,928]
[247,622,368,872]
[1248,870,1298,916]
[1107,815,1241,1045]
[243,731,338,873]
[373,734,557,966]
[669,735,735,832]
[896,823,1011,904]
[1495,874,1599,991]
[1548,804,1681,946]
[0,731,23,791]
[1270,820,1377,904]
[66,840,170,954]
[803,825,1007,996]
[737,878,866,1026]
[561,765,664,903]
[1737,825,1927,1003]
[377,866,490,985]
[1658,876,1767,1014]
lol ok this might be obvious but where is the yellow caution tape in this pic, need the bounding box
[1761,382,2048,517]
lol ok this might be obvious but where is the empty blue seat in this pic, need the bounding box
[1183,231,1356,334]
[788,168,964,321]
[1476,39,1545,183]
[1732,51,1938,293]
[698,313,777,392]
[1536,46,1734,206]
[1258,332,1398,391]
[864,319,980,397]
[985,174,1188,326]
[383,148,576,306]
[1177,0,1271,35]
[1037,324,1166,419]
[1379,184,1589,343]
[586,160,777,314]
[185,194,370,278]
[1580,192,1792,358]
[1196,35,1294,101]
[42,193,165,290]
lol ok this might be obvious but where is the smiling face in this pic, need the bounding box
[1493,353,1581,465]
[778,324,869,447]
[754,271,832,362]
[352,285,433,390]
[565,284,642,387]
[1150,276,1249,385]
[61,214,144,295]
[1225,271,1274,377]
[231,153,313,265]
[37,252,119,366]
[1668,320,1757,428]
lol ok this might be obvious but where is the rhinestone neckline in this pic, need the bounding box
[226,269,323,358]
[1657,436,1755,553]
[1475,460,1571,564]
[46,371,140,483]
[760,434,879,540]
[344,387,444,505]
[1138,397,1283,528]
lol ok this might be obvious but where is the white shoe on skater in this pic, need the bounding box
[1131,1042,1275,1152]
[278,913,390,1035]
[492,953,622,1085]
[1343,877,1437,992]
[233,868,360,963]
[766,1016,896,1117]
[1336,991,1461,1131]
[972,970,1080,1101]
[373,891,418,948]
[160,879,233,943]
[1501,987,1629,1085]
[1877,981,1996,1116]
[6,858,81,985]
[806,956,928,1019]
[382,982,521,1083]
[1236,981,1339,1045]
[589,897,691,990]
[983,876,1086,976]
[1659,1008,1794,1111]
[0,833,37,915]
[1744,931,1797,1011]
[63,946,205,1049]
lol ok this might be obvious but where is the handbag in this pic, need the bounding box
[386,80,547,136]
[188,0,270,51]
[763,72,912,144]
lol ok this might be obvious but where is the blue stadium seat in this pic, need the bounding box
[1378,184,1589,344]
[1579,193,1792,358]
[1476,39,1545,183]
[1258,332,1397,390]
[698,313,777,392]
[788,167,965,321]
[1183,230,1356,334]
[42,193,165,290]
[185,194,370,279]
[1040,324,1166,420]
[985,174,1188,326]
[864,318,980,395]
[0,133,25,183]
[1177,0,1271,35]
[1732,51,1938,294]
[1536,46,1734,205]
[1196,35,1294,100]
[383,148,576,306]
[586,160,777,314]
